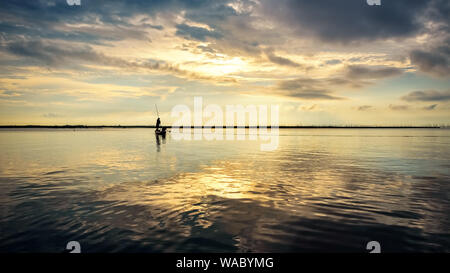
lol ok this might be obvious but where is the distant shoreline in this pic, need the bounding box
[0,125,443,129]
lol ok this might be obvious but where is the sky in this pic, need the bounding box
[0,0,449,126]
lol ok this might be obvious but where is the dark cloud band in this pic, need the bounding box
[402,90,450,102]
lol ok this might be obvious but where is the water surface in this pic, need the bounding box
[0,128,449,252]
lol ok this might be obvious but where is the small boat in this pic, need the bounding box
[155,129,166,136]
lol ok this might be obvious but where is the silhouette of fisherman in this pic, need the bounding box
[156,117,161,130]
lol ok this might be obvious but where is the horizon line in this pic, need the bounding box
[0,125,444,129]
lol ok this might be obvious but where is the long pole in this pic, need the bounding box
[155,104,159,118]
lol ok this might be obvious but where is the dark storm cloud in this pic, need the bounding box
[358,105,373,111]
[278,78,317,91]
[146,24,164,31]
[264,49,301,68]
[4,40,107,67]
[290,65,404,92]
[0,0,237,26]
[410,44,450,77]
[261,0,447,43]
[401,90,450,102]
[2,0,449,81]
[0,0,167,43]
[183,1,239,27]
[0,0,234,43]
[0,0,171,25]
[276,78,344,100]
[196,45,216,54]
[288,91,343,100]
[389,104,409,111]
[1,39,237,83]
[273,63,406,100]
[346,65,404,79]
[423,104,438,110]
[175,24,223,41]
[325,59,342,65]
[2,0,448,48]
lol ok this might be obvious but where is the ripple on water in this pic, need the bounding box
[0,129,449,252]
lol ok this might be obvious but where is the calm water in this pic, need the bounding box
[0,128,449,252]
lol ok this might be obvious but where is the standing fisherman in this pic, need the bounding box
[156,117,161,130]
[155,104,161,130]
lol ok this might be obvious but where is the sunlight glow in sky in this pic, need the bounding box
[0,0,449,125]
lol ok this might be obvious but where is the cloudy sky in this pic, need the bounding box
[0,0,449,125]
